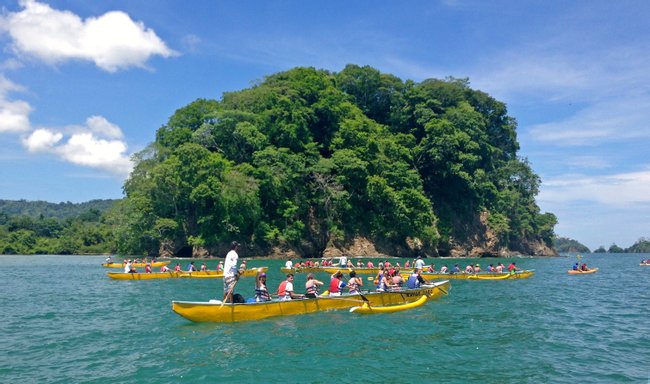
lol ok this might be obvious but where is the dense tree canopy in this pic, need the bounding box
[110,65,557,257]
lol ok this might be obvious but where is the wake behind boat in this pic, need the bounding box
[171,280,450,322]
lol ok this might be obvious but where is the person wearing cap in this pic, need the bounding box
[254,272,271,302]
[414,256,425,270]
[216,260,223,272]
[223,241,241,303]
[304,273,324,298]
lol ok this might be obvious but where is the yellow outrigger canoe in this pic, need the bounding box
[102,261,170,268]
[279,267,324,274]
[350,294,429,314]
[108,267,267,280]
[171,280,450,322]
[399,270,535,280]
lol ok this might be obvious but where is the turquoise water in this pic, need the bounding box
[0,253,648,383]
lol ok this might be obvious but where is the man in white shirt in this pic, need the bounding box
[223,241,240,303]
[285,259,293,269]
[414,256,425,270]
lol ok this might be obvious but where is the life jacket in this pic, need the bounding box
[255,286,271,302]
[329,278,341,293]
[306,281,319,295]
[347,278,359,293]
[277,280,288,297]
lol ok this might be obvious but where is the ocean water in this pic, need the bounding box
[0,253,648,383]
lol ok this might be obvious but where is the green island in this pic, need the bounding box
[4,65,565,258]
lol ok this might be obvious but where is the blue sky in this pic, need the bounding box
[0,0,648,251]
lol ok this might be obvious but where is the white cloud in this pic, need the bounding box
[0,74,31,133]
[0,0,176,72]
[85,115,123,139]
[539,167,650,207]
[22,117,133,177]
[528,96,650,146]
[23,128,62,151]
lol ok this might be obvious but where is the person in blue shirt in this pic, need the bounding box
[572,263,579,271]
[406,268,428,289]
[451,264,461,273]
[187,261,197,272]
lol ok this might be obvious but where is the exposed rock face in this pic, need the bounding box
[192,246,209,258]
[161,209,557,258]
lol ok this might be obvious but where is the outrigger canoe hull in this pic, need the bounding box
[171,281,450,322]
[350,294,429,314]
[405,270,534,280]
[108,267,267,280]
[567,268,599,274]
[102,261,170,268]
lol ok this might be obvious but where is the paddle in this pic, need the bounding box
[337,272,370,303]
[221,275,240,307]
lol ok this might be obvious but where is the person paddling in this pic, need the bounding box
[328,271,346,296]
[305,273,324,298]
[406,268,428,289]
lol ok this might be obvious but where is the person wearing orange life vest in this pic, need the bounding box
[328,271,347,297]
[277,274,304,301]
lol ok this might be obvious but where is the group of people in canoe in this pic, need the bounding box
[571,262,590,271]
[221,241,437,304]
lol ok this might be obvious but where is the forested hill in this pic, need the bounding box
[115,65,557,258]
[0,199,119,219]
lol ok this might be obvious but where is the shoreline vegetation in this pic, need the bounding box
[3,202,647,257]
[2,66,643,258]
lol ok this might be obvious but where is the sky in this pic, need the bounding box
[0,0,649,251]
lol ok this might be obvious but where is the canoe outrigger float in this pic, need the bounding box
[567,268,599,275]
[102,261,170,268]
[171,280,450,322]
[107,267,267,280]
[350,294,429,314]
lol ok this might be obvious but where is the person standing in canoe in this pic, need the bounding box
[414,256,425,270]
[223,241,241,303]
[339,254,348,268]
